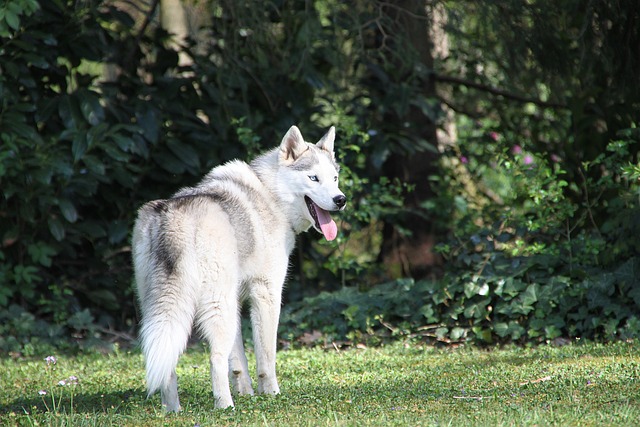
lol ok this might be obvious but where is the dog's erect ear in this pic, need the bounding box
[279,125,308,164]
[316,126,335,157]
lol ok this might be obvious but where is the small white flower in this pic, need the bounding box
[44,356,57,365]
[58,380,66,386]
[38,390,47,396]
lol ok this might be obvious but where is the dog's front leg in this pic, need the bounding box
[250,279,282,395]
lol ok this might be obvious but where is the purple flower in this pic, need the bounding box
[488,131,500,141]
[512,145,523,155]
[460,156,469,164]
[550,154,561,163]
[523,154,534,165]
[44,356,57,366]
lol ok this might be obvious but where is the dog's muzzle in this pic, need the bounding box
[333,195,347,210]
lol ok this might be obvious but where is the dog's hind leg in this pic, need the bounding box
[197,286,239,409]
[229,323,254,395]
[161,369,180,412]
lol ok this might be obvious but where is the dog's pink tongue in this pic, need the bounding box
[316,206,338,241]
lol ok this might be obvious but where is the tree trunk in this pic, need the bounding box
[160,0,192,67]
[378,0,448,279]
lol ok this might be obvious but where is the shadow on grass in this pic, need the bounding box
[1,388,147,416]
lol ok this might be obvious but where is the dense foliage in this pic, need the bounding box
[1,0,639,353]
[282,129,640,345]
[0,0,411,352]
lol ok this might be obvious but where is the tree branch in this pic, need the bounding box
[123,0,160,73]
[136,0,160,44]
[433,73,568,110]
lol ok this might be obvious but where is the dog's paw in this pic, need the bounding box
[232,379,255,396]
[257,376,280,395]
[214,395,235,409]
[161,402,181,413]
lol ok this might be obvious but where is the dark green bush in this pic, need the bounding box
[3,1,638,353]
[0,1,408,353]
[282,128,640,345]
[0,2,231,352]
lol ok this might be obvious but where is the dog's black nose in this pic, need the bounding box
[333,195,347,208]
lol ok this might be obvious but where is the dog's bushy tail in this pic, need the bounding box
[140,307,194,395]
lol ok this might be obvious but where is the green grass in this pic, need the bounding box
[1,340,639,426]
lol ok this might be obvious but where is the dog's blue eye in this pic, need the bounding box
[308,175,319,182]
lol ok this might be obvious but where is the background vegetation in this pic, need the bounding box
[1,0,639,354]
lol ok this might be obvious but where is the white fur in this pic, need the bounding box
[131,126,345,411]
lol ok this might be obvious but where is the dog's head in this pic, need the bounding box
[278,126,346,241]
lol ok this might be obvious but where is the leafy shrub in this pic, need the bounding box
[4,1,637,352]
[430,125,640,343]
[282,127,640,346]
[0,2,226,350]
[0,1,408,353]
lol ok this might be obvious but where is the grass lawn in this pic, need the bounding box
[1,340,639,426]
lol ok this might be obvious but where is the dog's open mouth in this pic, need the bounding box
[304,196,338,241]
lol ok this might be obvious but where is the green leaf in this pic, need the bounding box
[435,327,449,340]
[509,323,525,340]
[48,217,65,241]
[13,265,41,288]
[420,304,437,323]
[104,144,129,162]
[59,96,82,130]
[112,164,135,188]
[72,133,87,162]
[521,284,539,307]
[131,134,150,158]
[27,243,57,267]
[471,326,493,343]
[544,325,562,340]
[152,150,186,174]
[137,109,160,144]
[58,198,78,223]
[494,322,509,337]
[464,300,489,319]
[32,168,53,185]
[111,134,134,153]
[450,327,466,341]
[86,122,109,150]
[67,308,96,330]
[82,155,106,176]
[107,220,129,244]
[78,90,104,125]
[75,221,106,239]
[5,9,19,30]
[167,139,200,168]
[463,280,489,298]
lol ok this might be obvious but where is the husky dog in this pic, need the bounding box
[132,126,346,411]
